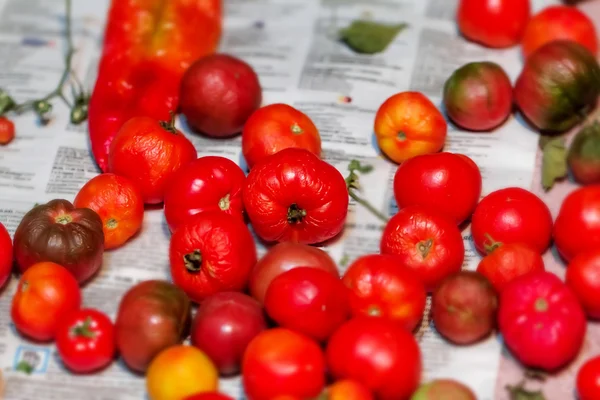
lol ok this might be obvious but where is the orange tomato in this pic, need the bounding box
[74,173,144,249]
[326,380,374,400]
[146,345,218,400]
[374,92,447,164]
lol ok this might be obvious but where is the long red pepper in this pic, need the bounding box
[88,0,222,172]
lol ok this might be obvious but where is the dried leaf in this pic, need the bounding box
[339,20,407,54]
[541,136,568,191]
[506,384,546,400]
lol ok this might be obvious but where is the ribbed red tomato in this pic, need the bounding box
[164,156,246,232]
[566,250,600,319]
[169,211,257,303]
[242,148,349,244]
[0,222,12,288]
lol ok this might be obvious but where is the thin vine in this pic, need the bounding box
[345,160,390,224]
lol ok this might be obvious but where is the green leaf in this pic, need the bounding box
[541,136,568,191]
[339,20,407,54]
[506,384,546,400]
[15,360,34,374]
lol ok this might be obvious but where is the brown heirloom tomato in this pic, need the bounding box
[13,199,104,284]
[242,148,349,244]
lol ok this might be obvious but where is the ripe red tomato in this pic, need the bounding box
[393,152,482,225]
[566,250,600,319]
[11,262,81,341]
[242,103,322,169]
[164,156,246,232]
[476,242,545,292]
[55,308,116,373]
[471,187,552,255]
[185,394,233,400]
[373,92,446,164]
[325,380,374,400]
[242,148,349,244]
[108,113,197,204]
[0,222,12,288]
[73,173,144,249]
[577,356,600,400]
[380,206,465,292]
[342,254,426,332]
[326,317,421,400]
[169,211,257,303]
[242,328,326,400]
[554,185,600,262]
[457,0,530,48]
[498,271,586,371]
[0,116,15,145]
[265,267,350,342]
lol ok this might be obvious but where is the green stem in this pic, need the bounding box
[348,190,389,223]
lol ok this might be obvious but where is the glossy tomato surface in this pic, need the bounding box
[184,394,234,400]
[169,211,257,303]
[342,254,426,332]
[242,148,348,244]
[164,156,246,232]
[380,206,465,291]
[577,356,600,400]
[393,152,482,225]
[242,103,321,169]
[325,380,374,400]
[0,222,12,288]
[566,250,600,319]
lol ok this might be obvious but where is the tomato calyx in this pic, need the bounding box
[158,111,178,134]
[417,238,434,258]
[71,316,97,339]
[106,218,118,230]
[183,249,203,273]
[483,233,503,253]
[219,194,231,211]
[290,123,304,135]
[397,131,407,141]
[534,298,549,312]
[287,203,307,224]
[55,214,73,224]
[367,305,382,316]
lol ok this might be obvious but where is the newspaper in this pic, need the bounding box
[0,0,590,399]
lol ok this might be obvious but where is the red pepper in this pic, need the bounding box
[88,0,222,172]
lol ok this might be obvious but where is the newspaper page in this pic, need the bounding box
[0,0,585,399]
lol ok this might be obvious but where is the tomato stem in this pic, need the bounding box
[159,110,178,134]
[72,316,96,339]
[417,238,434,258]
[290,123,303,135]
[346,160,390,224]
[183,249,203,273]
[55,214,73,225]
[106,218,118,229]
[483,233,503,253]
[287,204,307,224]
[218,194,231,211]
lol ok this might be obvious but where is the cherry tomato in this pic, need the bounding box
[325,380,374,400]
[566,250,600,319]
[342,254,426,332]
[326,317,421,400]
[55,308,115,373]
[554,185,600,262]
[265,267,350,342]
[169,211,257,303]
[498,271,586,371]
[242,148,349,244]
[184,394,233,400]
[242,328,326,400]
[11,262,81,341]
[393,152,482,225]
[74,173,144,249]
[242,103,322,169]
[457,0,530,48]
[164,156,246,232]
[380,206,465,292]
[374,92,446,164]
[577,356,600,400]
[0,222,12,288]
[0,116,14,145]
[476,242,545,293]
[471,187,552,255]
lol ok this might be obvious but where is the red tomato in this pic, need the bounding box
[242,103,322,169]
[457,0,530,48]
[249,242,339,304]
[476,242,545,292]
[393,152,482,225]
[55,308,116,373]
[471,187,552,255]
[0,116,15,145]
[11,262,81,341]
[566,250,600,319]
[554,185,600,262]
[498,271,586,371]
[342,254,426,332]
[264,267,350,342]
[380,206,465,292]
[326,317,421,400]
[184,393,233,400]
[242,328,326,400]
[325,380,374,400]
[169,211,257,303]
[0,222,12,288]
[164,156,246,232]
[242,148,349,244]
[577,356,600,400]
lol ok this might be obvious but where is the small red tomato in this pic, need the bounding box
[577,356,600,400]
[325,380,374,400]
[11,262,81,341]
[265,267,350,342]
[342,254,426,332]
[471,187,552,255]
[242,148,349,244]
[380,206,465,292]
[326,317,421,400]
[169,211,257,303]
[554,185,600,262]
[393,152,482,225]
[457,0,530,48]
[0,116,15,145]
[242,328,326,400]
[56,308,116,373]
[185,394,234,400]
[164,156,246,232]
[108,113,197,204]
[242,103,322,169]
[498,271,586,371]
[476,242,545,293]
[566,250,600,319]
[0,222,12,288]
